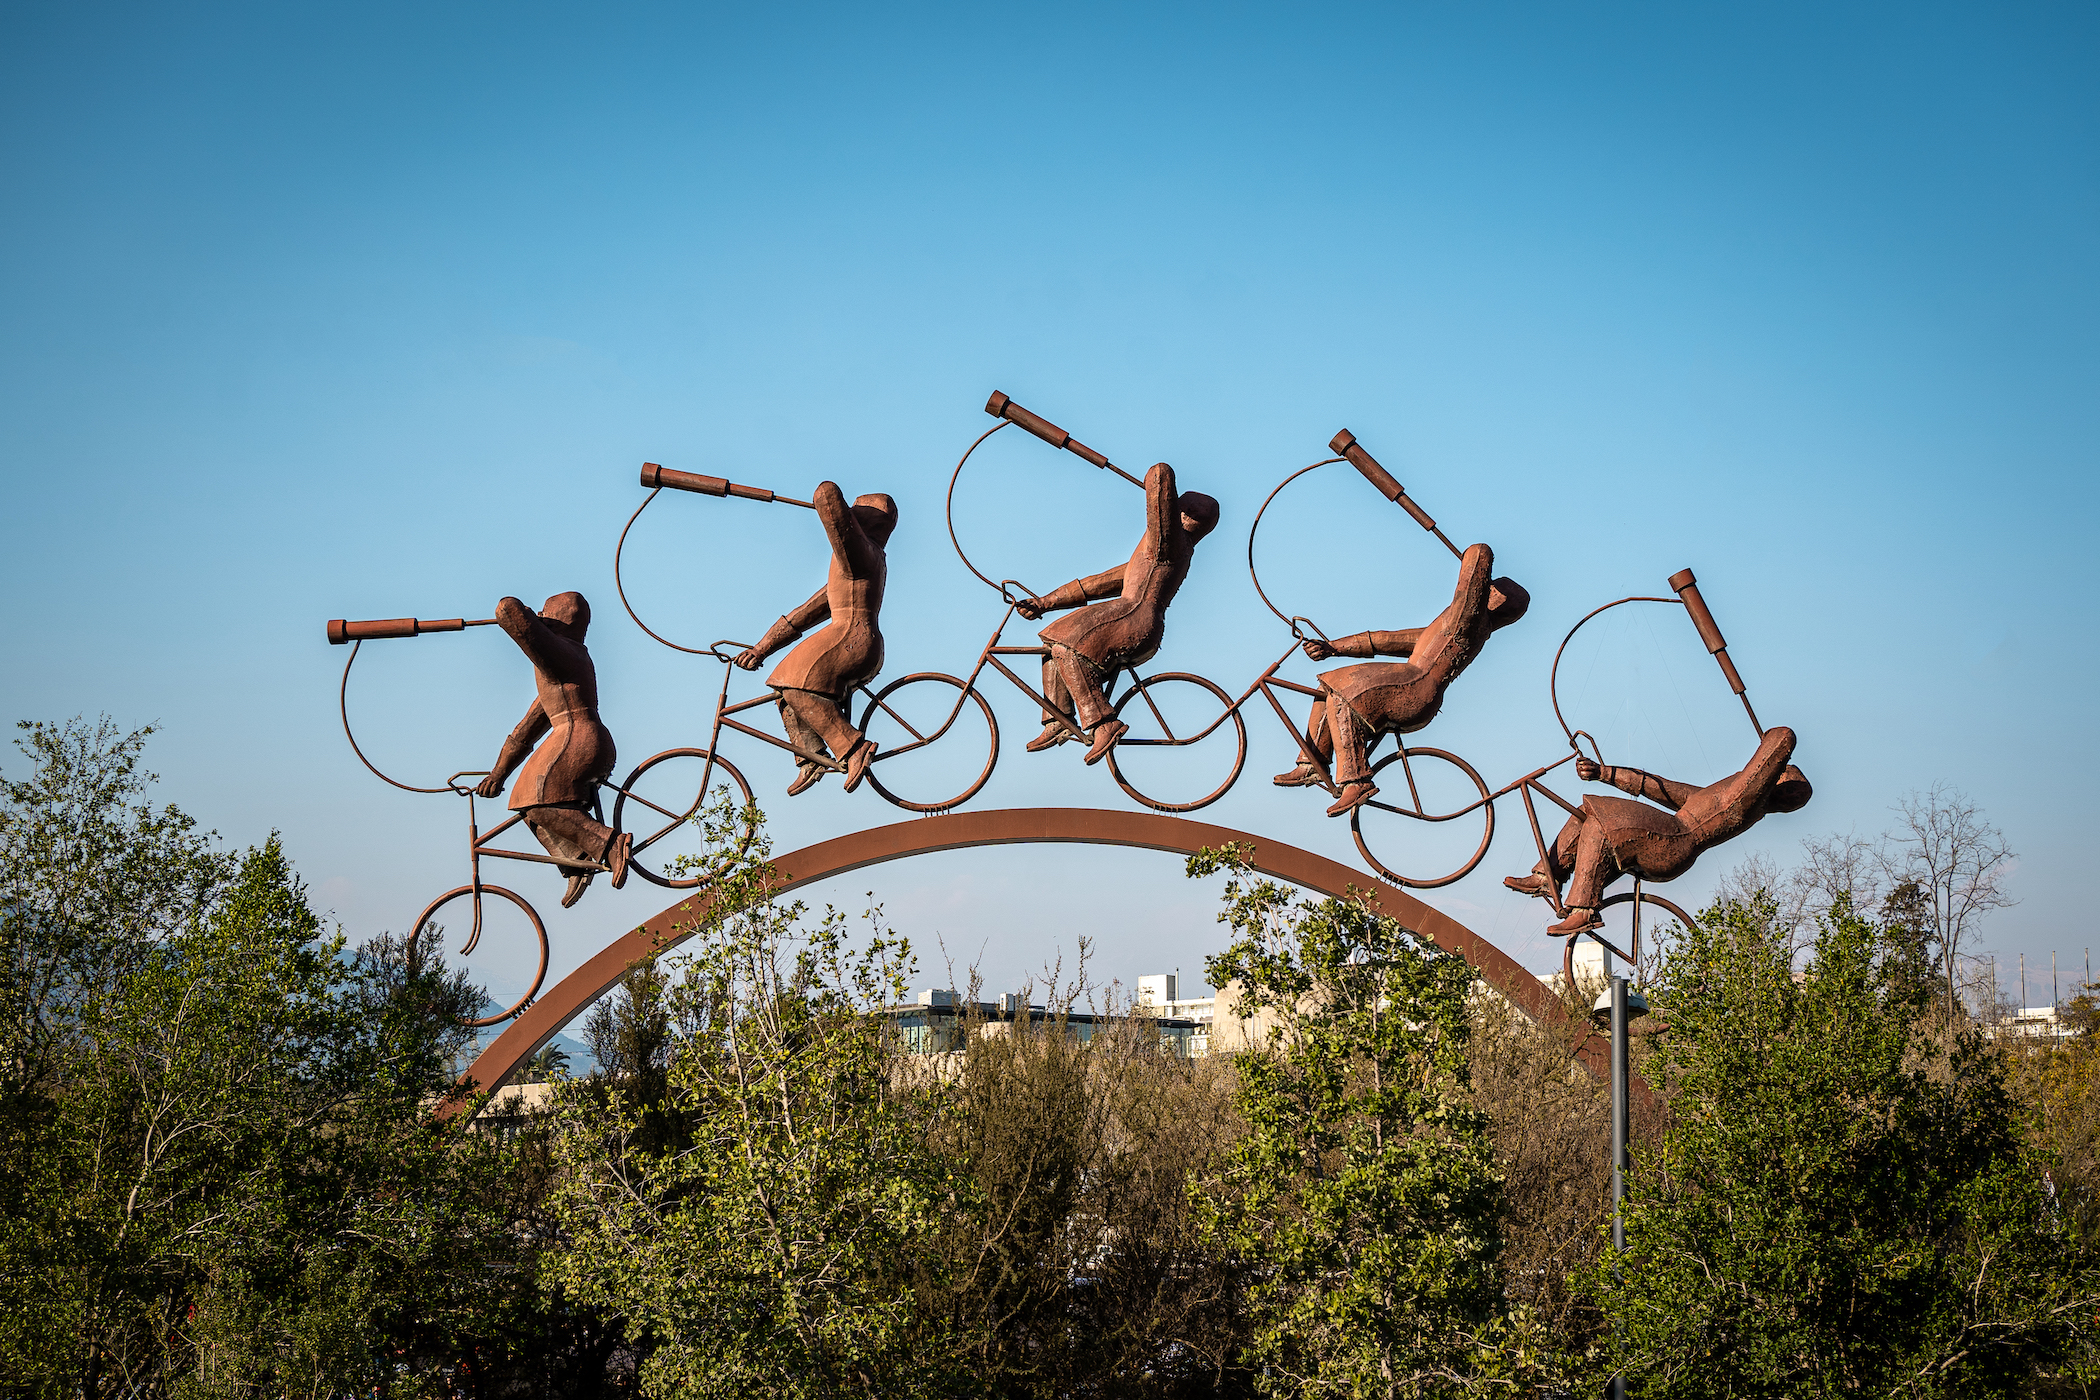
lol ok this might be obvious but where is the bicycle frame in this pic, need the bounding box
[437,771,618,954]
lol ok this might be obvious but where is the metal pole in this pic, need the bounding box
[1610,972,1629,1400]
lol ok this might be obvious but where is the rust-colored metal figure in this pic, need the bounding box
[1274,543,1530,817]
[475,593,631,909]
[1014,458,1220,766]
[1504,733,1812,934]
[733,482,899,795]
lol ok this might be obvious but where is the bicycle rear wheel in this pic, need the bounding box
[611,747,757,888]
[1105,672,1247,813]
[1561,889,1693,989]
[858,673,1000,813]
[1349,746,1495,888]
[408,883,549,1028]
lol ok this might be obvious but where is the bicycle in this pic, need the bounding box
[327,617,758,1026]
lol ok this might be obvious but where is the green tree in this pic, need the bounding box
[1187,846,1519,1398]
[1596,892,2095,1397]
[544,834,968,1398]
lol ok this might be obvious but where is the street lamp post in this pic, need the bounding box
[1594,947,1649,1400]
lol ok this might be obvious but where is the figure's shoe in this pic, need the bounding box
[842,738,878,793]
[1083,719,1129,766]
[561,873,594,909]
[1025,723,1073,753]
[786,763,825,797]
[1325,781,1378,818]
[1547,907,1602,936]
[1272,763,1323,788]
[1503,872,1558,900]
[607,831,633,890]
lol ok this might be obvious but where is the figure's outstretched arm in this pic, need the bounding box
[1592,762,1700,810]
[813,480,881,578]
[1019,565,1125,619]
[1144,461,1179,562]
[495,596,572,679]
[738,586,831,669]
[477,698,549,797]
[1319,627,1424,660]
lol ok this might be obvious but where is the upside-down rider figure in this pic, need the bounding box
[735,482,899,796]
[1016,463,1221,766]
[1273,543,1530,817]
[1503,729,1812,935]
[476,592,629,909]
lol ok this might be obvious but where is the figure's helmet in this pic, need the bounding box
[541,591,591,640]
[1770,765,1812,813]
[1486,577,1531,632]
[1179,491,1220,541]
[853,493,899,547]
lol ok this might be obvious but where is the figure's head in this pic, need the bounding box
[852,493,898,547]
[1770,765,1813,813]
[1486,576,1531,632]
[540,591,591,641]
[1178,490,1220,542]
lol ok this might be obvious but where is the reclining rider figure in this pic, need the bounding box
[476,592,630,909]
[1016,462,1221,766]
[1504,728,1812,935]
[1274,542,1530,817]
[735,481,899,796]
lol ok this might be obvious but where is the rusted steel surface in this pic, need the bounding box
[443,806,1607,1120]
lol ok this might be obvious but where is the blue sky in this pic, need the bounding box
[3,3,2095,1013]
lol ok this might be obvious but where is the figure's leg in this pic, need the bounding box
[1545,818,1616,934]
[1323,698,1380,816]
[522,802,631,905]
[1273,697,1334,786]
[779,687,878,793]
[1050,644,1127,765]
[1028,657,1078,752]
[1505,813,1581,900]
[777,693,833,795]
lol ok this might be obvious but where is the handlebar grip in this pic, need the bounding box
[641,462,730,496]
[1668,568,1729,656]
[1330,429,1439,532]
[327,616,464,644]
[987,391,1112,470]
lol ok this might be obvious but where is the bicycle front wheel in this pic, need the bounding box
[858,673,1000,813]
[611,747,757,889]
[408,883,550,1028]
[1350,746,1495,889]
[1105,672,1247,813]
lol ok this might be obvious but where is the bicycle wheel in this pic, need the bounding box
[408,884,549,1028]
[1105,672,1247,813]
[611,747,757,889]
[858,673,1000,813]
[1561,889,1693,989]
[1349,746,1495,889]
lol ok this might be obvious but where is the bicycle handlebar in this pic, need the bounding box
[1328,429,1461,558]
[326,617,495,645]
[639,463,815,510]
[985,391,1145,487]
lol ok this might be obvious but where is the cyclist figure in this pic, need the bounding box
[735,482,899,796]
[1273,542,1529,816]
[476,592,630,909]
[1016,462,1221,766]
[1502,728,1812,935]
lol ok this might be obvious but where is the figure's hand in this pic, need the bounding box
[733,648,765,671]
[1301,638,1336,662]
[1575,756,1601,783]
[475,773,506,799]
[1015,598,1047,621]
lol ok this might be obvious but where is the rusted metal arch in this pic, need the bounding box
[445,806,1608,1119]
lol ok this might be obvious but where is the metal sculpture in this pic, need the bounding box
[976,394,1221,768]
[1504,736,1812,935]
[1260,429,1528,817]
[326,602,755,1025]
